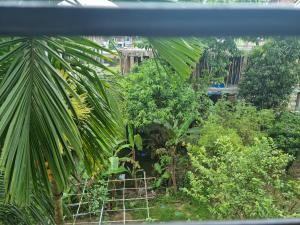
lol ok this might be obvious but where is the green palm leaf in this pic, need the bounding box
[0,37,120,206]
[148,38,202,78]
[0,172,54,225]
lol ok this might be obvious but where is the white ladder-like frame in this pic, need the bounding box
[64,171,155,225]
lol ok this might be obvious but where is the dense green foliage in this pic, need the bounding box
[199,100,274,146]
[239,39,300,109]
[185,137,299,219]
[121,59,211,190]
[184,101,300,219]
[120,39,300,220]
[122,59,206,128]
[202,38,240,80]
[190,37,241,90]
[153,117,195,189]
[62,37,300,223]
[268,111,300,158]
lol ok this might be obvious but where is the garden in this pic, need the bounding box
[0,35,299,225]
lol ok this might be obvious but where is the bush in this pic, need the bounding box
[268,111,300,158]
[200,100,274,147]
[184,137,298,219]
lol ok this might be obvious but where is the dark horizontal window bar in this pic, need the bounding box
[0,4,300,36]
[142,219,300,225]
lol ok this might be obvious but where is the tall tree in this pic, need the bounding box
[239,38,300,109]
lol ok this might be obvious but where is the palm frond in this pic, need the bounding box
[75,72,122,174]
[0,36,120,205]
[0,172,54,225]
[148,38,202,78]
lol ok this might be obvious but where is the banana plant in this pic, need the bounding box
[109,124,143,186]
[153,149,171,189]
[103,156,128,176]
[154,116,198,191]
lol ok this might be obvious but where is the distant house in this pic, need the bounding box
[288,86,300,112]
[119,48,153,75]
[90,36,137,48]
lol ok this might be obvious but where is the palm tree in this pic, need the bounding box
[0,33,201,225]
[0,37,121,224]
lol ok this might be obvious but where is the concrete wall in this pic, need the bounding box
[288,87,300,111]
[119,48,153,75]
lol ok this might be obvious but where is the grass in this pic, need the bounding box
[107,65,120,73]
[125,191,210,222]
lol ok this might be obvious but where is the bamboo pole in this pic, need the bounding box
[123,178,126,225]
[72,180,87,225]
[144,171,150,219]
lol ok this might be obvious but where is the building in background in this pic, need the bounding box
[90,36,300,112]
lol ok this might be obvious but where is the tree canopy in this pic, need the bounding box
[239,38,300,109]
[121,59,207,128]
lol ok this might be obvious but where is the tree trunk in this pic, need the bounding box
[51,179,64,225]
[46,162,64,225]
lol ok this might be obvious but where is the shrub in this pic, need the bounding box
[184,137,298,219]
[268,111,300,158]
[200,100,274,146]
